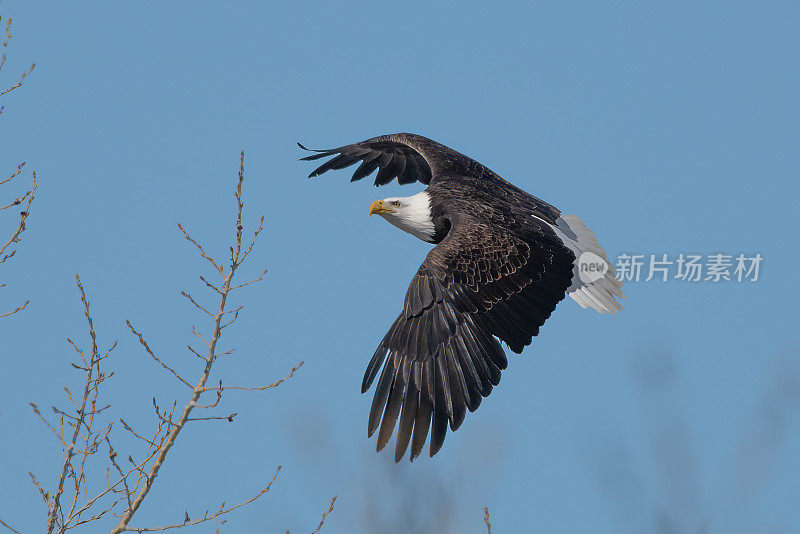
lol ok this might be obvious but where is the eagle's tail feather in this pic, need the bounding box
[553,215,625,315]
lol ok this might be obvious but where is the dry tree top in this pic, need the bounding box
[0,153,335,534]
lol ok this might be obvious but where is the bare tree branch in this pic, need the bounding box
[115,465,281,532]
[1,168,36,315]
[177,223,223,275]
[0,170,35,261]
[310,496,337,534]
[126,320,193,389]
[0,11,35,104]
[200,360,304,393]
[0,298,27,317]
[0,161,25,186]
[43,274,112,534]
[1,7,36,316]
[0,517,23,534]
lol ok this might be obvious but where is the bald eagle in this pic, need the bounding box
[301,133,624,462]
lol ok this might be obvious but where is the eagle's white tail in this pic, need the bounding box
[549,214,625,314]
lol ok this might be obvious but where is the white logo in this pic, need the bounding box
[577,251,608,284]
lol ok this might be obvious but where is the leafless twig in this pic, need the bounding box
[34,274,117,534]
[0,298,27,317]
[125,320,193,389]
[310,496,337,534]
[114,465,281,532]
[1,6,36,317]
[200,361,304,393]
[1,10,35,105]
[0,517,23,534]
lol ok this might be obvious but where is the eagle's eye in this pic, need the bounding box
[392,201,401,207]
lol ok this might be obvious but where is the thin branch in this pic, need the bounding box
[186,413,237,423]
[29,403,66,445]
[151,398,178,430]
[195,383,222,409]
[0,186,32,211]
[0,15,10,74]
[116,466,281,532]
[1,171,36,260]
[177,223,223,275]
[229,268,268,291]
[198,275,221,295]
[119,419,157,448]
[28,472,48,509]
[0,517,23,534]
[0,299,27,318]
[483,507,492,534]
[180,291,213,317]
[220,306,242,330]
[0,161,25,186]
[239,215,264,263]
[190,325,209,347]
[126,320,193,389]
[44,275,100,534]
[0,13,35,100]
[310,496,337,534]
[105,435,133,510]
[200,361,304,393]
[0,59,33,96]
[185,344,208,362]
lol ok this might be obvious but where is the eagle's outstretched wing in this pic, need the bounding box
[299,132,492,187]
[300,132,564,223]
[363,214,575,461]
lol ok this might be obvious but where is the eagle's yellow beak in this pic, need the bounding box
[369,200,395,216]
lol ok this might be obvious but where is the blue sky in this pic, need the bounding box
[1,1,798,532]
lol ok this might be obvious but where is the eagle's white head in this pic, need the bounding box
[369,191,435,243]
